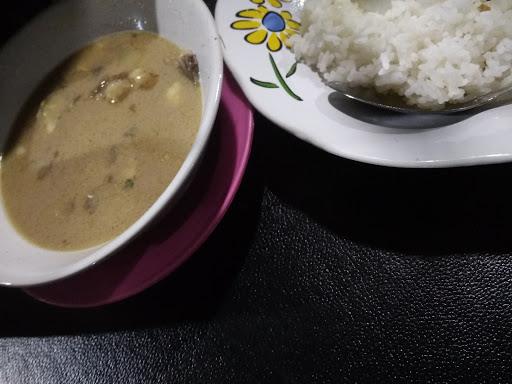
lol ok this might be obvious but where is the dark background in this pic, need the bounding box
[2,1,512,383]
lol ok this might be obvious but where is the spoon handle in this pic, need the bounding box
[495,87,512,102]
[477,86,512,105]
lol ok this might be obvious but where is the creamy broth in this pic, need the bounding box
[0,31,202,250]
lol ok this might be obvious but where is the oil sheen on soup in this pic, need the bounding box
[0,31,202,250]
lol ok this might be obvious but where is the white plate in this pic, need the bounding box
[215,0,512,168]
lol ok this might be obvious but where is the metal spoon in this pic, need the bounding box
[327,81,512,114]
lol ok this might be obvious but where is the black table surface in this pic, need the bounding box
[2,1,512,383]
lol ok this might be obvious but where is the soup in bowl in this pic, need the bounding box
[0,0,223,286]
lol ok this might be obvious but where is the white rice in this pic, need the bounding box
[291,0,512,109]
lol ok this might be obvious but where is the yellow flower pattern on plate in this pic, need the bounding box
[250,0,291,9]
[230,0,302,101]
[231,5,300,52]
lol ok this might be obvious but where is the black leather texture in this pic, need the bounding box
[2,1,512,383]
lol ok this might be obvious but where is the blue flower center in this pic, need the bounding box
[262,12,286,32]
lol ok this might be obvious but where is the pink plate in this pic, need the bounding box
[24,72,254,308]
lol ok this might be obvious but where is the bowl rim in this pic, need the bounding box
[0,0,224,287]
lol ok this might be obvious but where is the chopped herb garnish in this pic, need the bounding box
[124,126,137,138]
[124,178,135,189]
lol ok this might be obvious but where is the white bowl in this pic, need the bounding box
[0,0,223,287]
